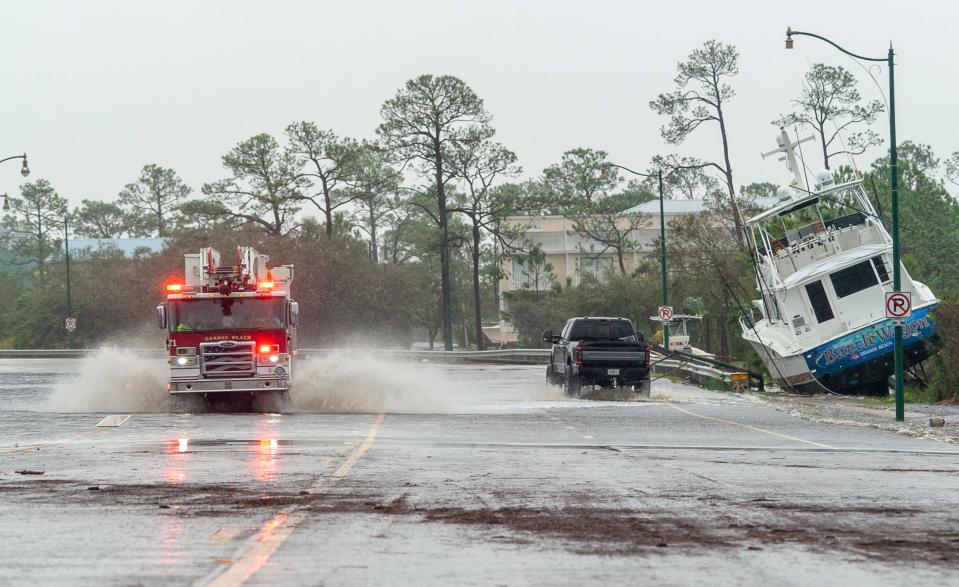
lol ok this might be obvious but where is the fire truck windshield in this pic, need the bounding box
[171,298,286,332]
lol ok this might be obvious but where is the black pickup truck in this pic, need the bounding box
[544,317,651,398]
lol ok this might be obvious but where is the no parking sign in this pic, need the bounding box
[885,292,911,322]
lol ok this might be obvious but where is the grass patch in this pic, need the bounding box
[703,377,729,391]
[876,385,941,404]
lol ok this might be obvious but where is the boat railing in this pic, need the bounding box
[761,219,886,280]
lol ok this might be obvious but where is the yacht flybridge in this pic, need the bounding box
[740,130,939,394]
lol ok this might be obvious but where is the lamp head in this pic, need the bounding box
[785,27,794,49]
[20,156,29,177]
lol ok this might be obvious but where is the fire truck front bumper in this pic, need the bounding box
[169,377,290,394]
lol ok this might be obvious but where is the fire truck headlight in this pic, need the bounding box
[268,355,279,363]
[175,356,197,367]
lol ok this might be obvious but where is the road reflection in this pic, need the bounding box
[252,416,280,482]
[156,515,184,569]
[163,438,189,484]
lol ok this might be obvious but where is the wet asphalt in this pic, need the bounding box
[1,358,958,586]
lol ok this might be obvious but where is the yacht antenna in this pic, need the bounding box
[762,127,815,189]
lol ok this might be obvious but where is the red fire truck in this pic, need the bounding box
[155,246,298,402]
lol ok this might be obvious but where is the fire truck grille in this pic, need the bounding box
[200,341,256,377]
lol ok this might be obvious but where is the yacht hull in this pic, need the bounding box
[746,305,939,395]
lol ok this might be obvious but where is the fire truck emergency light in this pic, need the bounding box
[257,281,275,290]
[166,283,183,293]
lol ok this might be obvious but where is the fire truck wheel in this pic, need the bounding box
[252,390,291,413]
[169,394,204,413]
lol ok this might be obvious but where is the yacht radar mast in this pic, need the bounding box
[762,127,815,189]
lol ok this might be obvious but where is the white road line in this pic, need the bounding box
[668,404,836,449]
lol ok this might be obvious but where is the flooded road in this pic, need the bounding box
[2,356,959,586]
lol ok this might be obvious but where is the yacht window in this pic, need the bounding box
[830,261,879,298]
[805,280,835,323]
[871,256,890,283]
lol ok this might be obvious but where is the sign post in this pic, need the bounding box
[885,291,911,419]
[658,306,673,348]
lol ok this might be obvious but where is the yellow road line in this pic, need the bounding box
[204,412,387,587]
[668,403,836,449]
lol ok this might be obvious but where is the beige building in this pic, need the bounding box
[486,196,779,344]
[498,199,713,314]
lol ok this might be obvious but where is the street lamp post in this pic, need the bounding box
[604,164,670,350]
[2,153,30,211]
[0,153,30,178]
[785,27,905,421]
[64,214,73,349]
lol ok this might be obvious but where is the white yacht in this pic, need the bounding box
[740,130,939,394]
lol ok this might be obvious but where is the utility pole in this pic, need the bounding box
[604,164,670,348]
[657,169,670,350]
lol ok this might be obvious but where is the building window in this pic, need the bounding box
[580,256,612,282]
[830,260,879,298]
[871,255,890,284]
[511,257,549,289]
[805,280,835,323]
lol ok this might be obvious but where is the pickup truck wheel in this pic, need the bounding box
[564,364,582,397]
[546,363,556,385]
[635,379,651,398]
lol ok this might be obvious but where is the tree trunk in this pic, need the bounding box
[471,221,485,351]
[157,199,164,238]
[491,238,501,321]
[36,227,44,279]
[435,145,454,351]
[818,124,830,170]
[323,180,333,238]
[427,327,436,350]
[617,249,627,276]
[716,103,743,245]
[719,297,730,357]
[369,203,379,263]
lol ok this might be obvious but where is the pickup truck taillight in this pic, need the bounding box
[575,346,583,366]
[644,344,650,367]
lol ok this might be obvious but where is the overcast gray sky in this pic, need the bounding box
[1,0,956,207]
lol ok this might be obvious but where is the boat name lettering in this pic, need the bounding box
[815,315,932,369]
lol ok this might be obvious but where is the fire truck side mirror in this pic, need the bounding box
[156,304,168,330]
[288,301,299,326]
